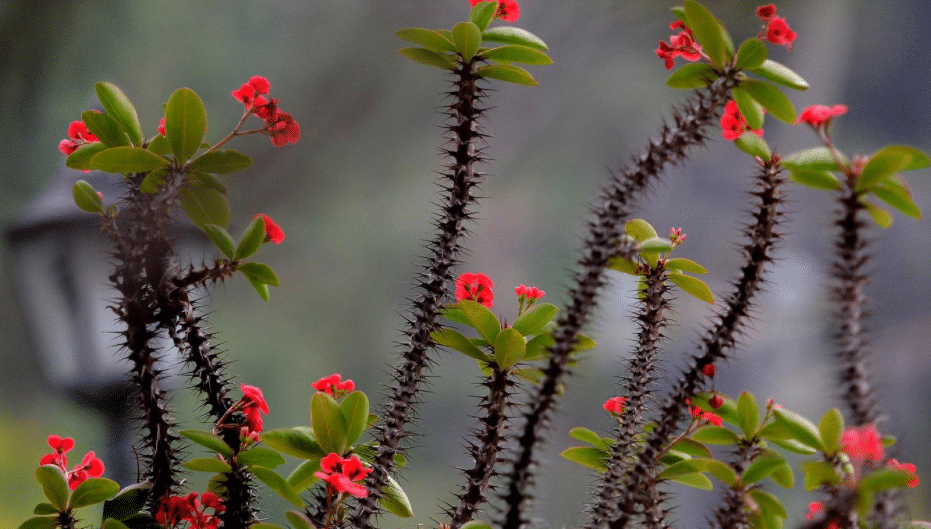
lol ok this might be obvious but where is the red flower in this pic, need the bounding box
[67,451,105,490]
[797,104,848,128]
[765,16,797,50]
[708,394,724,409]
[254,213,285,244]
[314,453,372,498]
[720,100,764,141]
[515,284,545,300]
[886,459,919,488]
[59,118,101,157]
[157,491,225,529]
[701,411,723,427]
[468,0,520,22]
[40,434,75,471]
[656,24,702,70]
[455,272,494,307]
[669,227,686,247]
[701,363,716,378]
[231,76,271,106]
[312,373,356,397]
[239,384,270,434]
[756,4,777,20]
[805,502,840,529]
[268,112,301,147]
[841,424,884,463]
[603,396,628,415]
[158,117,166,136]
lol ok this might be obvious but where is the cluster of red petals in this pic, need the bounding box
[720,100,764,141]
[39,435,105,490]
[231,76,300,147]
[603,396,628,415]
[312,373,356,397]
[254,213,285,244]
[755,4,777,20]
[157,491,225,529]
[669,227,687,247]
[805,502,840,529]
[158,117,166,136]
[841,424,884,463]
[514,284,545,300]
[756,5,796,49]
[708,394,724,409]
[468,0,520,22]
[686,399,722,426]
[887,459,920,488]
[656,21,702,70]
[239,384,270,436]
[58,119,101,156]
[701,363,716,378]
[455,272,494,308]
[797,104,848,128]
[314,453,372,498]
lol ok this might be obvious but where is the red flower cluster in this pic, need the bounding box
[656,21,702,70]
[156,491,225,529]
[603,396,628,415]
[39,435,105,490]
[841,424,884,464]
[514,284,545,300]
[468,0,520,22]
[312,373,356,397]
[708,394,724,409]
[254,213,285,244]
[58,119,100,156]
[797,104,848,128]
[720,100,764,141]
[701,362,715,378]
[805,502,839,529]
[887,458,920,488]
[669,227,687,247]
[314,453,372,498]
[231,76,300,147]
[756,4,796,50]
[239,384,270,437]
[686,398,722,426]
[158,117,166,136]
[456,272,494,308]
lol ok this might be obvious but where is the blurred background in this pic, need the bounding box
[2,0,930,527]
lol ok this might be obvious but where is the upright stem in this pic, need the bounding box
[709,439,762,529]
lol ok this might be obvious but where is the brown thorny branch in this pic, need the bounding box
[709,436,764,529]
[498,69,739,529]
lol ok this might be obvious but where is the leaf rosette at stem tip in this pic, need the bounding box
[395,0,551,86]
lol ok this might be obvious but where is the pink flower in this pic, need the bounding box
[455,272,494,308]
[312,373,356,397]
[669,227,687,247]
[254,213,285,244]
[765,16,797,50]
[841,424,884,463]
[468,0,520,22]
[158,117,166,136]
[797,104,848,128]
[756,4,777,21]
[720,100,764,141]
[886,459,919,488]
[515,284,545,300]
[314,453,372,498]
[603,396,628,415]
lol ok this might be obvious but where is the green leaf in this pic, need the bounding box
[459,299,501,344]
[573,333,597,352]
[640,237,673,253]
[739,79,796,123]
[147,134,171,155]
[379,475,414,518]
[735,38,767,70]
[732,87,765,130]
[165,87,207,165]
[250,524,287,529]
[398,47,457,70]
[608,256,639,275]
[800,461,841,491]
[481,44,552,65]
[864,199,893,228]
[139,169,168,193]
[469,1,498,32]
[439,304,470,325]
[207,473,227,495]
[73,180,105,213]
[512,303,559,335]
[660,458,736,486]
[452,21,482,62]
[238,446,286,469]
[89,146,169,173]
[247,278,270,302]
[741,454,785,485]
[395,28,457,53]
[736,391,759,438]
[481,26,548,51]
[475,64,538,86]
[99,519,131,529]
[873,177,921,219]
[235,216,267,260]
[749,59,809,90]
[69,478,120,509]
[758,422,818,454]
[179,186,231,230]
[560,446,608,471]
[494,328,527,370]
[179,430,233,458]
[203,224,236,259]
[250,466,303,507]
[819,408,844,454]
[666,63,718,89]
[790,169,841,190]
[666,471,713,490]
[33,504,58,516]
[461,522,494,529]
[770,460,794,488]
[664,258,707,274]
[102,482,150,522]
[35,465,70,511]
[669,438,712,458]
[683,0,729,66]
[691,426,739,445]
[625,218,657,241]
[773,409,823,451]
[431,327,491,362]
[671,6,689,24]
[340,391,370,447]
[782,147,847,171]
[692,393,739,426]
[669,274,714,304]
[189,150,252,174]
[285,510,316,529]
[66,142,109,171]
[749,489,787,519]
[82,110,131,148]
[311,391,348,454]
[569,427,610,450]
[184,458,233,473]
[523,332,554,361]
[95,82,144,146]
[287,459,322,491]
[734,131,771,160]
[16,517,58,529]
[858,145,929,191]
